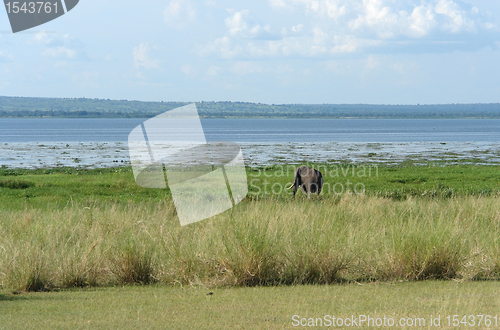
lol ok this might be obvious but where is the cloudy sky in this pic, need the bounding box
[1,0,499,104]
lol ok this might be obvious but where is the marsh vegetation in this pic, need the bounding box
[1,164,499,291]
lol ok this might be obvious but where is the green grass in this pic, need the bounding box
[0,167,170,210]
[1,164,500,291]
[1,163,500,289]
[1,282,499,329]
[0,163,499,210]
[1,163,500,327]
[246,162,500,199]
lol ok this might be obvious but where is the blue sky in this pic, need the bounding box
[1,0,499,104]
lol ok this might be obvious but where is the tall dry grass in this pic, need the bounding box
[1,195,500,291]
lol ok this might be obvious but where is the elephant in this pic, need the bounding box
[287,166,323,197]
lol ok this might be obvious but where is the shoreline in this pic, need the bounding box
[1,141,499,169]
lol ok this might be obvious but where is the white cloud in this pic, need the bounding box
[407,5,437,38]
[434,0,476,33]
[133,43,159,70]
[226,10,248,36]
[348,0,443,39]
[42,47,76,59]
[270,0,347,18]
[30,31,54,45]
[204,36,243,59]
[291,24,303,32]
[29,32,84,60]
[164,0,196,29]
[29,32,77,47]
[205,1,498,59]
[269,0,287,9]
[324,0,347,19]
[224,10,273,39]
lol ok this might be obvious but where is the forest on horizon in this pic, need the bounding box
[1,96,500,119]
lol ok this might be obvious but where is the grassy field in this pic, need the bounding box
[1,163,500,328]
[1,282,499,329]
[1,163,500,292]
[0,162,499,209]
[2,194,500,291]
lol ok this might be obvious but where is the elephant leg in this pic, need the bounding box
[310,182,317,193]
[303,182,310,198]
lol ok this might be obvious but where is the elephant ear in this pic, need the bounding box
[316,169,323,193]
[316,170,323,185]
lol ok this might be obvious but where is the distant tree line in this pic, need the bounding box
[1,96,500,119]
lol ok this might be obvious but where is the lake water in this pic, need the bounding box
[1,118,499,168]
[0,118,499,143]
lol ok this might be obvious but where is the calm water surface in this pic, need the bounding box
[0,118,499,143]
